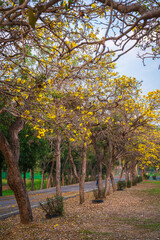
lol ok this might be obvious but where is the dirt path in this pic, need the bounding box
[0,182,160,240]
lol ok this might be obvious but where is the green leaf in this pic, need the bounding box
[28,9,36,29]
[65,4,68,10]
[0,0,4,6]
[19,0,24,5]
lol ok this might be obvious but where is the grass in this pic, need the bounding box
[2,189,14,196]
[145,188,160,195]
[141,180,160,196]
[137,222,160,231]
[26,179,47,191]
[2,179,47,196]
[80,229,111,237]
[110,181,160,233]
[2,179,7,185]
[111,216,160,231]
[142,180,160,185]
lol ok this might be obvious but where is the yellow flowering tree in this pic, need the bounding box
[0,17,106,222]
[109,89,160,185]
[0,0,159,221]
[0,0,159,65]
[89,76,160,195]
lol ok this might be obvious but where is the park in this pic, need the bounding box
[0,0,160,239]
[0,179,160,239]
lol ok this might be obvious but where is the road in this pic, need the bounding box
[0,179,120,220]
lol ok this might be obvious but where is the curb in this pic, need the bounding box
[0,188,96,220]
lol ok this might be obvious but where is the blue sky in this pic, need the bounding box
[115,49,160,95]
[98,28,159,95]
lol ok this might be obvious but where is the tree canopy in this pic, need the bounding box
[0,0,160,65]
[0,0,160,225]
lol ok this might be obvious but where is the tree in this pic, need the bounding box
[88,73,160,195]
[0,110,9,196]
[0,117,33,224]
[0,151,5,196]
[19,125,51,190]
[130,126,160,175]
[0,95,33,222]
[19,125,37,186]
[0,0,159,66]
[68,139,88,204]
[104,88,160,186]
[0,22,107,221]
[0,2,159,221]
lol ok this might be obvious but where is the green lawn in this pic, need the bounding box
[142,180,160,196]
[143,180,160,185]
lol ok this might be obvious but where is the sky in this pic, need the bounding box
[97,17,160,96]
[115,48,160,95]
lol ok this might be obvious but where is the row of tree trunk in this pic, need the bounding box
[0,117,141,224]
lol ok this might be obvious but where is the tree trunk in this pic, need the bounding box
[92,137,103,199]
[31,168,34,191]
[66,174,69,185]
[98,168,103,198]
[70,168,73,184]
[68,142,80,185]
[0,118,33,224]
[79,142,87,204]
[61,172,64,186]
[135,164,138,176]
[47,160,55,188]
[105,173,110,197]
[125,167,129,182]
[41,162,46,190]
[110,172,116,192]
[105,139,112,197]
[79,177,85,204]
[141,168,145,181]
[91,167,96,181]
[51,174,54,187]
[68,141,87,204]
[0,167,2,196]
[61,156,68,186]
[23,171,26,188]
[130,158,136,184]
[74,174,77,184]
[55,131,61,196]
[119,166,124,181]
[73,171,77,183]
[7,164,33,223]
[68,141,80,181]
[41,169,45,189]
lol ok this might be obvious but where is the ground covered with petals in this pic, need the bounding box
[0,181,160,240]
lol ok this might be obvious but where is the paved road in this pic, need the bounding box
[0,179,120,220]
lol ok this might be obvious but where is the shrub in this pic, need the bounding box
[93,188,105,200]
[132,178,137,186]
[136,176,138,182]
[137,175,143,182]
[117,181,126,190]
[152,174,157,180]
[40,195,64,218]
[127,180,131,188]
[144,173,150,180]
[135,175,142,183]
